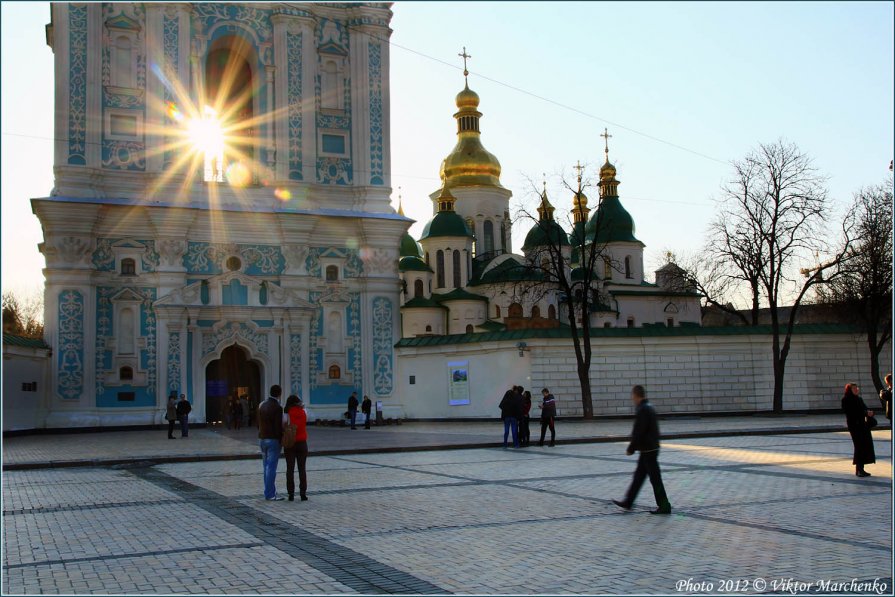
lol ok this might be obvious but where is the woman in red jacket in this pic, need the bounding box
[283,395,309,501]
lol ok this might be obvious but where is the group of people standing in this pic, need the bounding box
[258,384,310,502]
[165,393,192,439]
[498,386,557,448]
[346,391,375,430]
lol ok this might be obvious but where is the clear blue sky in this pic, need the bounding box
[2,2,893,300]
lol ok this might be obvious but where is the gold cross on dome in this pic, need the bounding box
[573,160,585,183]
[600,128,613,159]
[459,46,472,80]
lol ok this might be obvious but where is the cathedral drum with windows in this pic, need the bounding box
[33,3,407,427]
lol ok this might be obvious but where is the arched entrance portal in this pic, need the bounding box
[204,344,261,426]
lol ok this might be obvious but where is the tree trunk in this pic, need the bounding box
[867,327,883,393]
[578,362,593,418]
[772,353,785,413]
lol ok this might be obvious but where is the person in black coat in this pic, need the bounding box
[842,383,876,477]
[538,388,557,447]
[362,395,373,429]
[347,391,359,430]
[613,385,671,514]
[498,386,522,448]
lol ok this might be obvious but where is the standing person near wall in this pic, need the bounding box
[519,390,532,447]
[176,394,191,438]
[347,391,360,430]
[499,386,521,448]
[362,394,373,429]
[842,383,876,478]
[282,395,309,501]
[232,397,243,431]
[258,385,284,500]
[165,393,178,439]
[613,385,672,515]
[879,374,892,423]
[538,388,556,447]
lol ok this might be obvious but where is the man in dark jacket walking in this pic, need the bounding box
[538,388,557,447]
[498,386,522,448]
[258,385,284,501]
[613,385,672,514]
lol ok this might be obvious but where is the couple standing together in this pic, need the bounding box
[258,385,309,502]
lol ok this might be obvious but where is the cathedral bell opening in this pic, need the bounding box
[205,344,261,427]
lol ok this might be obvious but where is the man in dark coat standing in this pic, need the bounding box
[361,395,373,429]
[258,385,284,500]
[175,394,191,438]
[613,385,672,514]
[498,386,522,448]
[347,391,359,430]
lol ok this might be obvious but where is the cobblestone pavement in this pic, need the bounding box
[2,430,891,595]
[2,413,853,468]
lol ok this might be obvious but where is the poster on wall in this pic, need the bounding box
[448,361,470,406]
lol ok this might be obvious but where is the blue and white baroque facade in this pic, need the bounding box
[34,2,405,427]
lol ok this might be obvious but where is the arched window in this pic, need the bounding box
[111,35,134,88]
[508,303,523,318]
[414,279,424,298]
[328,364,341,379]
[119,307,135,355]
[667,318,675,327]
[425,325,432,333]
[326,311,343,353]
[436,250,445,288]
[452,250,461,288]
[120,258,136,276]
[205,39,255,183]
[325,265,339,282]
[483,220,494,255]
[624,256,632,279]
[604,322,612,328]
[531,305,541,318]
[627,317,635,328]
[425,252,430,265]
[321,60,343,110]
[548,305,557,320]
[603,257,612,279]
[495,305,501,318]
[465,324,474,334]
[119,366,133,381]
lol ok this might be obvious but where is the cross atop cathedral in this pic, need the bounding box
[600,128,613,161]
[574,160,585,184]
[542,173,547,194]
[459,46,471,81]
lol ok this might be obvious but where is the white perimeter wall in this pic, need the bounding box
[2,346,50,431]
[395,332,892,418]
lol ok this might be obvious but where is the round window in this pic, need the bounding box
[226,256,242,271]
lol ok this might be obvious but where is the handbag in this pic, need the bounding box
[282,419,298,449]
[866,415,878,429]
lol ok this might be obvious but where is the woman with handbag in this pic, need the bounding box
[841,383,876,478]
[282,395,309,501]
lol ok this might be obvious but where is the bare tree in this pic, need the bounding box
[816,180,893,392]
[508,168,616,419]
[2,290,45,339]
[714,139,851,412]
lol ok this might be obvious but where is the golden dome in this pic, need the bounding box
[455,84,480,109]
[600,160,617,179]
[572,189,589,210]
[440,83,504,189]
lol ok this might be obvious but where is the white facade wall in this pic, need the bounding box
[396,332,892,418]
[2,345,51,432]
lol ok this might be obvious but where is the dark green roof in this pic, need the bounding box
[571,266,590,281]
[420,210,473,240]
[401,296,447,309]
[470,256,542,286]
[3,333,50,349]
[586,196,640,244]
[432,288,489,302]
[399,256,433,272]
[522,219,571,250]
[399,233,423,258]
[395,323,861,348]
[477,319,507,332]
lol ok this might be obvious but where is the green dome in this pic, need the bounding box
[585,196,639,244]
[522,219,571,250]
[420,210,473,240]
[399,256,433,272]
[399,233,423,258]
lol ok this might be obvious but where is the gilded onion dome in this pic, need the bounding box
[420,186,474,240]
[523,185,570,250]
[440,83,504,189]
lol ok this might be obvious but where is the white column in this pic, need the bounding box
[85,4,102,169]
[52,4,71,167]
